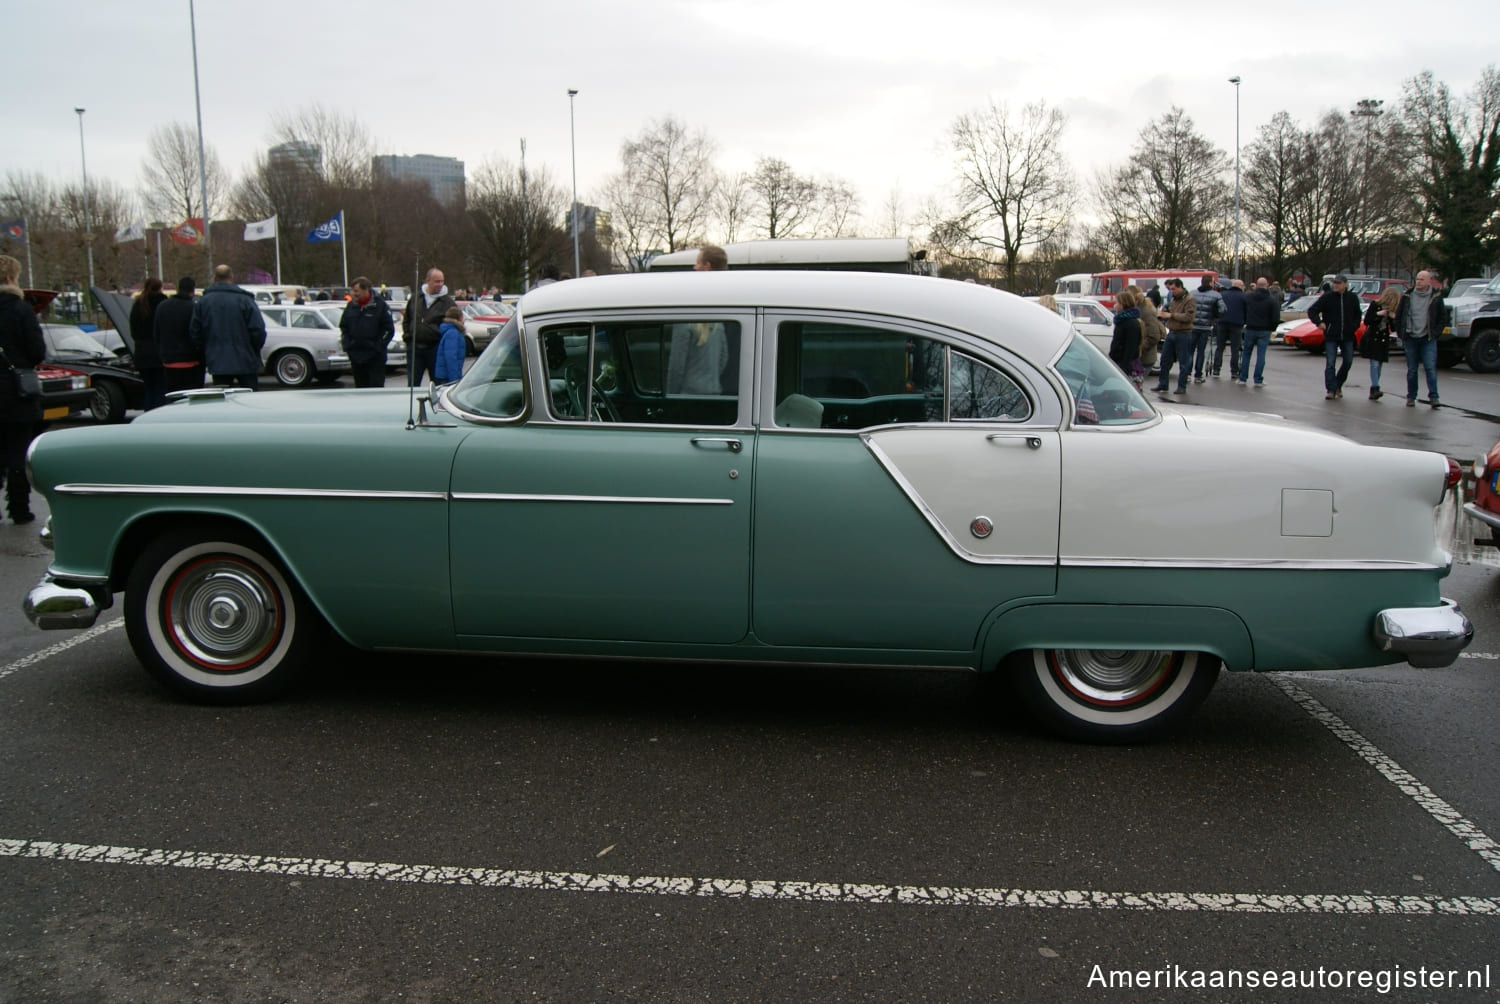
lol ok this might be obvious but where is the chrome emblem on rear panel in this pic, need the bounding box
[970,516,993,539]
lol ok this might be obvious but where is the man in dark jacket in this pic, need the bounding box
[0,254,45,523]
[1189,276,1223,383]
[1394,270,1448,406]
[154,277,204,394]
[1213,278,1247,380]
[189,265,266,390]
[1307,274,1362,399]
[1238,277,1281,387]
[340,276,396,388]
[403,267,455,387]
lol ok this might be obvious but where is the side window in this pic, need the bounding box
[773,321,1030,430]
[541,319,741,426]
[291,311,324,329]
[262,308,286,327]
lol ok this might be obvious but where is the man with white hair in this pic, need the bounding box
[1395,270,1448,407]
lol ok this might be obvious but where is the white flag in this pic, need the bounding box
[243,216,278,241]
[113,219,145,243]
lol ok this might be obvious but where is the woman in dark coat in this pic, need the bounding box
[1360,286,1399,400]
[1109,288,1144,388]
[0,254,46,523]
[129,277,168,409]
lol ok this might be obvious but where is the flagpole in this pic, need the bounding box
[23,217,33,287]
[274,219,282,284]
[340,211,348,288]
[155,229,163,279]
[189,0,211,276]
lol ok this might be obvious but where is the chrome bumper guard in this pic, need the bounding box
[1374,598,1473,668]
[24,574,109,630]
[1464,501,1500,532]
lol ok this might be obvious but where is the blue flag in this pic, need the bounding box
[0,219,25,243]
[306,211,343,243]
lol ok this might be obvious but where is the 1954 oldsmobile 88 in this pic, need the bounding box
[22,271,1473,742]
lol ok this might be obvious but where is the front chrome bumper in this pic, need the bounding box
[24,575,111,630]
[1374,598,1473,668]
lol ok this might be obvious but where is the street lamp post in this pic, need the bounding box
[568,88,580,277]
[74,107,96,292]
[1228,76,1241,281]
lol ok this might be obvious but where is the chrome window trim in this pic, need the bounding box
[452,492,733,506]
[53,484,447,501]
[1061,556,1448,572]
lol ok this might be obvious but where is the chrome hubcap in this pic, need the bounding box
[1048,650,1176,706]
[168,561,280,670]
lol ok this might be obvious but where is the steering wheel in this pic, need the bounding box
[591,380,620,422]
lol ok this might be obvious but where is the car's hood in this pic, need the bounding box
[91,286,135,354]
[135,387,424,426]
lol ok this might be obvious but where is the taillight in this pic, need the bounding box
[1445,456,1463,491]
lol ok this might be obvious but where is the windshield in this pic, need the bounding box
[1053,333,1154,426]
[445,316,525,418]
[43,325,115,360]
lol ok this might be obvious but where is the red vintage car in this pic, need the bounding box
[1282,319,1368,352]
[1466,439,1500,551]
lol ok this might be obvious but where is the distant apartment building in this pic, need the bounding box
[372,153,466,207]
[269,141,322,174]
[565,203,611,244]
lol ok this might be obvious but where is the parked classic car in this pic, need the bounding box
[22,272,1472,742]
[41,323,144,423]
[1466,438,1500,551]
[1282,318,1369,352]
[257,304,353,386]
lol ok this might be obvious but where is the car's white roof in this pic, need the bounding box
[517,271,1073,362]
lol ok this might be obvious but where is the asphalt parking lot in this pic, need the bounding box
[1,343,1497,1002]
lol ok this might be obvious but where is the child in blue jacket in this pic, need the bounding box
[434,307,467,384]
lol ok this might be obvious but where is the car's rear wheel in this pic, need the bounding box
[89,379,127,423]
[125,527,317,703]
[272,350,315,387]
[1465,329,1500,373]
[1009,649,1220,743]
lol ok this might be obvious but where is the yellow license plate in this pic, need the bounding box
[43,406,70,420]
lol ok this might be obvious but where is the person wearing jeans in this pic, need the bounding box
[1395,271,1447,406]
[1153,278,1197,394]
[1306,275,1361,399]
[1238,277,1281,386]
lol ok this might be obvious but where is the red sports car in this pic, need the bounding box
[1282,319,1368,352]
[1466,439,1500,551]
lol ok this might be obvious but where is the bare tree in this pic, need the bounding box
[1399,66,1500,280]
[712,170,753,244]
[269,104,374,191]
[468,158,570,290]
[1093,107,1231,269]
[878,188,909,239]
[747,157,819,238]
[1241,111,1309,281]
[139,122,230,225]
[813,176,861,237]
[944,99,1074,289]
[605,117,717,255]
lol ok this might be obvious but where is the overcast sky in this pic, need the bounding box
[8,0,1496,233]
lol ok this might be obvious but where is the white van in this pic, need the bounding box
[1054,273,1092,296]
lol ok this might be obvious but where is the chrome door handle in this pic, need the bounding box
[691,437,743,453]
[986,434,1043,450]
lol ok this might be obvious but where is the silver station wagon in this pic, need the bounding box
[23,272,1471,742]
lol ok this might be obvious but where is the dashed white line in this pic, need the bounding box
[1269,674,1500,875]
[1458,652,1498,661]
[3,838,1497,916]
[0,617,123,682]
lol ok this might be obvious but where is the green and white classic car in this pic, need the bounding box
[22,272,1472,742]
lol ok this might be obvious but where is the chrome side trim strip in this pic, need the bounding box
[452,492,733,506]
[1062,556,1446,571]
[53,484,447,501]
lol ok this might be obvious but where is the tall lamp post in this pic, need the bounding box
[1228,76,1241,281]
[74,107,96,292]
[567,88,580,277]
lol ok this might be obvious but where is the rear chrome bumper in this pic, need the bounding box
[1374,598,1473,668]
[23,574,110,630]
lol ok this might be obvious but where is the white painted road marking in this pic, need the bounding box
[0,618,122,683]
[2,838,1497,916]
[1269,675,1500,875]
[1458,652,1498,660]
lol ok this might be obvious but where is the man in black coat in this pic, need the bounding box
[1306,274,1362,400]
[154,277,205,394]
[339,276,396,388]
[0,254,45,523]
[1238,277,1282,386]
[403,267,455,387]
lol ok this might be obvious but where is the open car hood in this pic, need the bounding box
[91,286,136,355]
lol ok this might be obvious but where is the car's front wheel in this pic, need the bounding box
[1465,329,1500,373]
[1009,649,1221,743]
[271,350,315,387]
[124,528,317,703]
[89,379,127,423]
